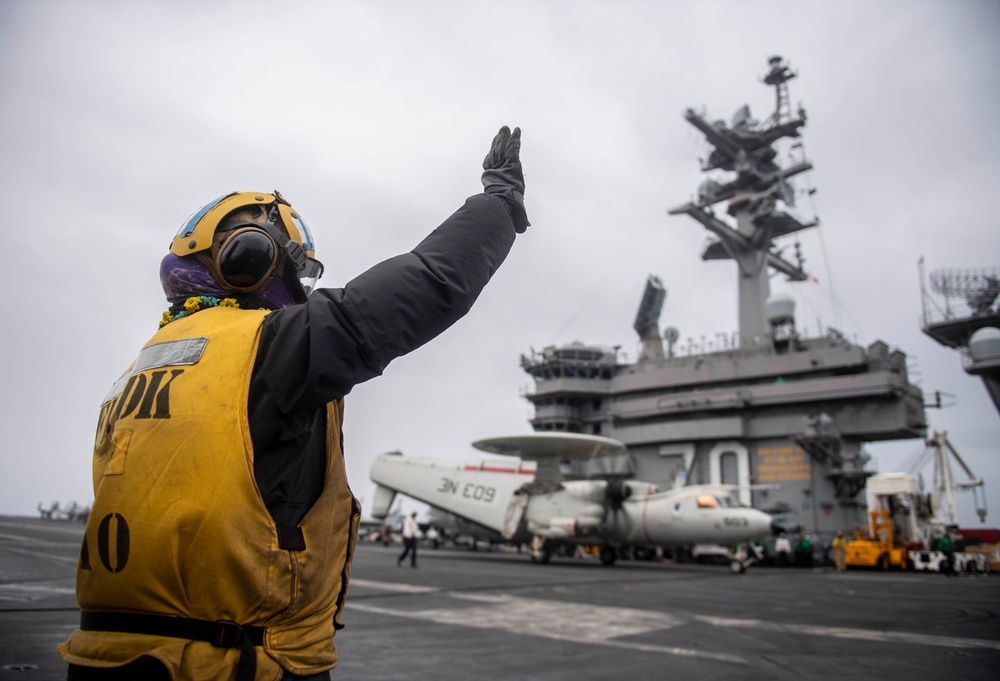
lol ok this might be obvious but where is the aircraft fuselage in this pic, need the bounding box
[370,452,772,555]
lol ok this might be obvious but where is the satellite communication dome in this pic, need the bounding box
[969,326,1000,361]
[766,293,796,326]
[698,180,720,204]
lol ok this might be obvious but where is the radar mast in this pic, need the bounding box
[669,55,817,346]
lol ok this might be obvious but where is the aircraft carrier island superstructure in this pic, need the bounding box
[520,57,927,536]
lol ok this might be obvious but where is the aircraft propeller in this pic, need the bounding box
[600,476,634,532]
[605,477,633,510]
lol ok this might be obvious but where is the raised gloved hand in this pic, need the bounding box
[482,125,529,233]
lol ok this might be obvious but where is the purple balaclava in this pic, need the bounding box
[159,253,296,310]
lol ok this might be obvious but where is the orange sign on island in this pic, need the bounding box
[756,445,811,483]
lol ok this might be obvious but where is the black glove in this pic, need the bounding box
[482,125,529,233]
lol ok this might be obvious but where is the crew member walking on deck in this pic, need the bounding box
[398,511,419,568]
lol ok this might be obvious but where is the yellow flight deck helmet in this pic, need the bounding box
[170,191,323,301]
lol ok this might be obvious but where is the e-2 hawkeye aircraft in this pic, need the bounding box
[369,432,774,572]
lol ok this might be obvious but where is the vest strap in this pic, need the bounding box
[80,612,264,681]
[277,524,306,550]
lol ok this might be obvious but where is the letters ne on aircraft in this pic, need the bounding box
[369,432,774,572]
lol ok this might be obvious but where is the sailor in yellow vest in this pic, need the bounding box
[59,126,529,681]
[832,530,848,572]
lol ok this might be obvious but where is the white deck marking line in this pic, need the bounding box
[0,583,77,600]
[348,578,441,594]
[348,589,745,665]
[695,615,1000,651]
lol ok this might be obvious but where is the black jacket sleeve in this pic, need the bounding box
[254,193,517,414]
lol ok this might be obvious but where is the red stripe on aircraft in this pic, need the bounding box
[462,465,536,475]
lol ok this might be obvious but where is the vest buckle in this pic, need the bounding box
[212,620,244,648]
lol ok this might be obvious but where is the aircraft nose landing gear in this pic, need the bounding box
[728,541,761,574]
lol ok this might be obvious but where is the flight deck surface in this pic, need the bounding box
[1,515,998,680]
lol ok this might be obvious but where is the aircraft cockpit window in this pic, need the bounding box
[717,495,741,507]
[696,495,717,508]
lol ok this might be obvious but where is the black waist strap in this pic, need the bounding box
[80,612,264,681]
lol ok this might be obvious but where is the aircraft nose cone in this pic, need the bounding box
[748,511,771,537]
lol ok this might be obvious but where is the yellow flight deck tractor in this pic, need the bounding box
[845,510,911,570]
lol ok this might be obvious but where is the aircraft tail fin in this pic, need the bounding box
[371,484,397,520]
[370,451,534,534]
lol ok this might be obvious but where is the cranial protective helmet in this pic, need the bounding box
[170,191,323,302]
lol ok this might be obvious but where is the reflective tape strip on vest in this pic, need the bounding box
[58,307,358,679]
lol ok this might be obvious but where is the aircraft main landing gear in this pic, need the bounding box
[530,535,551,564]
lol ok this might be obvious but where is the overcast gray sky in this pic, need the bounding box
[1,0,997,527]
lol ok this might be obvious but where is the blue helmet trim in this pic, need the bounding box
[175,193,231,238]
[289,213,316,252]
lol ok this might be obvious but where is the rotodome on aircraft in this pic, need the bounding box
[369,432,775,572]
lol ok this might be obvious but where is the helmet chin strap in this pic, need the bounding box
[255,219,320,303]
[255,219,308,273]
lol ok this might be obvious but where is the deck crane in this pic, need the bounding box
[923,430,987,526]
[858,431,991,572]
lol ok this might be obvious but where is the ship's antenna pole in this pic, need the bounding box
[918,256,929,328]
[763,54,797,126]
[669,55,814,345]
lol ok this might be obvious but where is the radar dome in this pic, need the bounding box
[969,327,1000,361]
[766,293,796,326]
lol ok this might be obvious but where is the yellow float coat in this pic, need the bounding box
[59,307,359,680]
